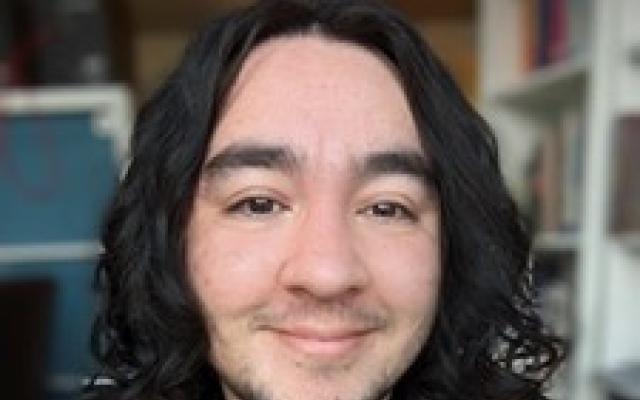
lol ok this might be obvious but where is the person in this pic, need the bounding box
[86,1,564,399]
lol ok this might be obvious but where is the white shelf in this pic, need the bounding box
[491,56,589,109]
[0,242,102,264]
[613,233,640,254]
[0,85,133,165]
[534,231,580,253]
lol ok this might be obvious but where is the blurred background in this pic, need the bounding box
[0,1,638,400]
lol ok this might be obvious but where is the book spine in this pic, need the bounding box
[567,0,591,59]
[524,0,589,72]
[522,0,538,72]
[548,0,569,63]
[559,107,584,231]
[611,116,640,233]
[539,119,563,232]
[536,0,552,68]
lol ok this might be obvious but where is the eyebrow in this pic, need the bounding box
[202,143,435,184]
[360,150,434,183]
[202,144,300,176]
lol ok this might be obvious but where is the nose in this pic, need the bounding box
[278,202,370,300]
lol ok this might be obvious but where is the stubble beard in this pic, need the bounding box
[204,298,433,400]
[215,361,396,400]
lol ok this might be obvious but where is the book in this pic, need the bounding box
[521,0,591,72]
[548,0,569,63]
[521,0,538,71]
[536,0,553,67]
[559,106,585,230]
[538,120,563,232]
[529,107,586,233]
[567,0,592,59]
[611,116,640,233]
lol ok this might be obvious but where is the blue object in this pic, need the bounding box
[0,110,121,400]
[0,112,118,243]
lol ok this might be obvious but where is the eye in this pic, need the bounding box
[226,196,290,217]
[358,201,417,222]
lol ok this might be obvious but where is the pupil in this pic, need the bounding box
[251,198,273,213]
[376,203,394,216]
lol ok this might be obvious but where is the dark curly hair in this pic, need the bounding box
[86,1,564,399]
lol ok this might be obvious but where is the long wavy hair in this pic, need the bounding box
[87,1,564,399]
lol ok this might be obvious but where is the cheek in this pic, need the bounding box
[361,230,441,315]
[186,210,290,315]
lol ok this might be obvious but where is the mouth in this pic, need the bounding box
[269,326,376,359]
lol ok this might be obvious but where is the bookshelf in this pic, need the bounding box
[479,1,640,400]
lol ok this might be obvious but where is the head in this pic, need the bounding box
[89,1,563,400]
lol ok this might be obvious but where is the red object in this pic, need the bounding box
[548,0,568,63]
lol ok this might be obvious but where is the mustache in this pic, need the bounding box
[249,300,389,330]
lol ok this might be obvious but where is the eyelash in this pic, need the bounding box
[225,196,417,221]
[357,201,417,221]
[226,196,291,216]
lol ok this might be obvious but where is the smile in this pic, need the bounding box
[270,326,375,359]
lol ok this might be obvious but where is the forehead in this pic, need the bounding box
[210,33,421,158]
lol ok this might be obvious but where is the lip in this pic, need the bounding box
[270,326,374,358]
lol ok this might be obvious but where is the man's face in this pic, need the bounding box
[186,35,441,400]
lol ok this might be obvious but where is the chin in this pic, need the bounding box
[223,381,392,400]
[219,358,395,400]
